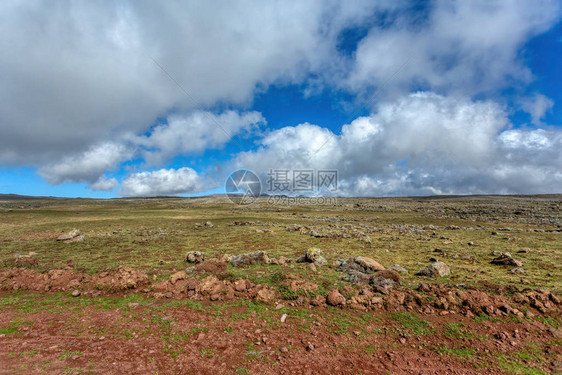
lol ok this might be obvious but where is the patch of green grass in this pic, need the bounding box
[496,354,547,375]
[235,368,250,375]
[436,346,475,357]
[534,316,559,328]
[277,284,298,300]
[443,322,476,339]
[390,312,432,336]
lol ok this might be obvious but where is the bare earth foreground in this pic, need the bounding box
[0,195,560,374]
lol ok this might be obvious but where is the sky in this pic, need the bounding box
[0,0,561,198]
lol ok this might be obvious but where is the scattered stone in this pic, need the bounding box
[71,290,81,297]
[517,248,530,254]
[307,263,317,272]
[337,256,385,274]
[305,247,327,267]
[310,295,326,306]
[57,229,81,242]
[277,256,287,266]
[255,286,276,303]
[389,264,408,274]
[510,267,526,274]
[280,347,289,353]
[491,254,523,267]
[185,251,205,264]
[326,289,346,306]
[169,271,187,284]
[195,260,227,274]
[204,221,214,228]
[280,314,288,323]
[306,343,314,351]
[416,261,451,277]
[230,251,270,267]
[369,269,401,288]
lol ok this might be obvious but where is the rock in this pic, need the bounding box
[305,247,327,267]
[326,289,345,306]
[517,248,530,254]
[64,235,84,243]
[280,314,288,323]
[369,270,401,288]
[280,347,289,353]
[71,290,81,297]
[230,251,270,267]
[204,221,214,228]
[169,271,187,284]
[307,263,317,272]
[277,256,287,266]
[57,229,81,242]
[185,251,205,264]
[491,254,523,267]
[510,267,526,274]
[234,279,248,292]
[389,265,408,274]
[197,276,224,296]
[310,295,326,306]
[342,269,371,284]
[195,260,227,274]
[337,256,385,274]
[113,266,150,290]
[416,261,451,277]
[255,286,276,303]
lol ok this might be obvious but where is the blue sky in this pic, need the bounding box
[1,1,561,198]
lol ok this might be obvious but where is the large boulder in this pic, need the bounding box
[415,261,451,277]
[230,251,270,267]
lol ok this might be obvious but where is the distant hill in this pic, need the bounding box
[0,193,65,200]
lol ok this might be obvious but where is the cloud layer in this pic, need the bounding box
[232,92,562,196]
[0,1,560,196]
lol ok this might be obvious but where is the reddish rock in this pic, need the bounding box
[326,289,346,306]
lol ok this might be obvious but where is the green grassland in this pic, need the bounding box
[1,195,560,293]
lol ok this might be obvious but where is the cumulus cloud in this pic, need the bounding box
[121,167,203,197]
[231,92,562,196]
[38,142,133,189]
[0,1,383,166]
[135,111,265,165]
[1,1,560,196]
[344,1,561,98]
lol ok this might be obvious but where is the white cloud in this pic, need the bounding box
[90,177,119,192]
[38,142,132,187]
[519,94,554,125]
[121,167,203,197]
[231,92,562,196]
[135,111,265,165]
[344,1,561,99]
[0,1,383,166]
